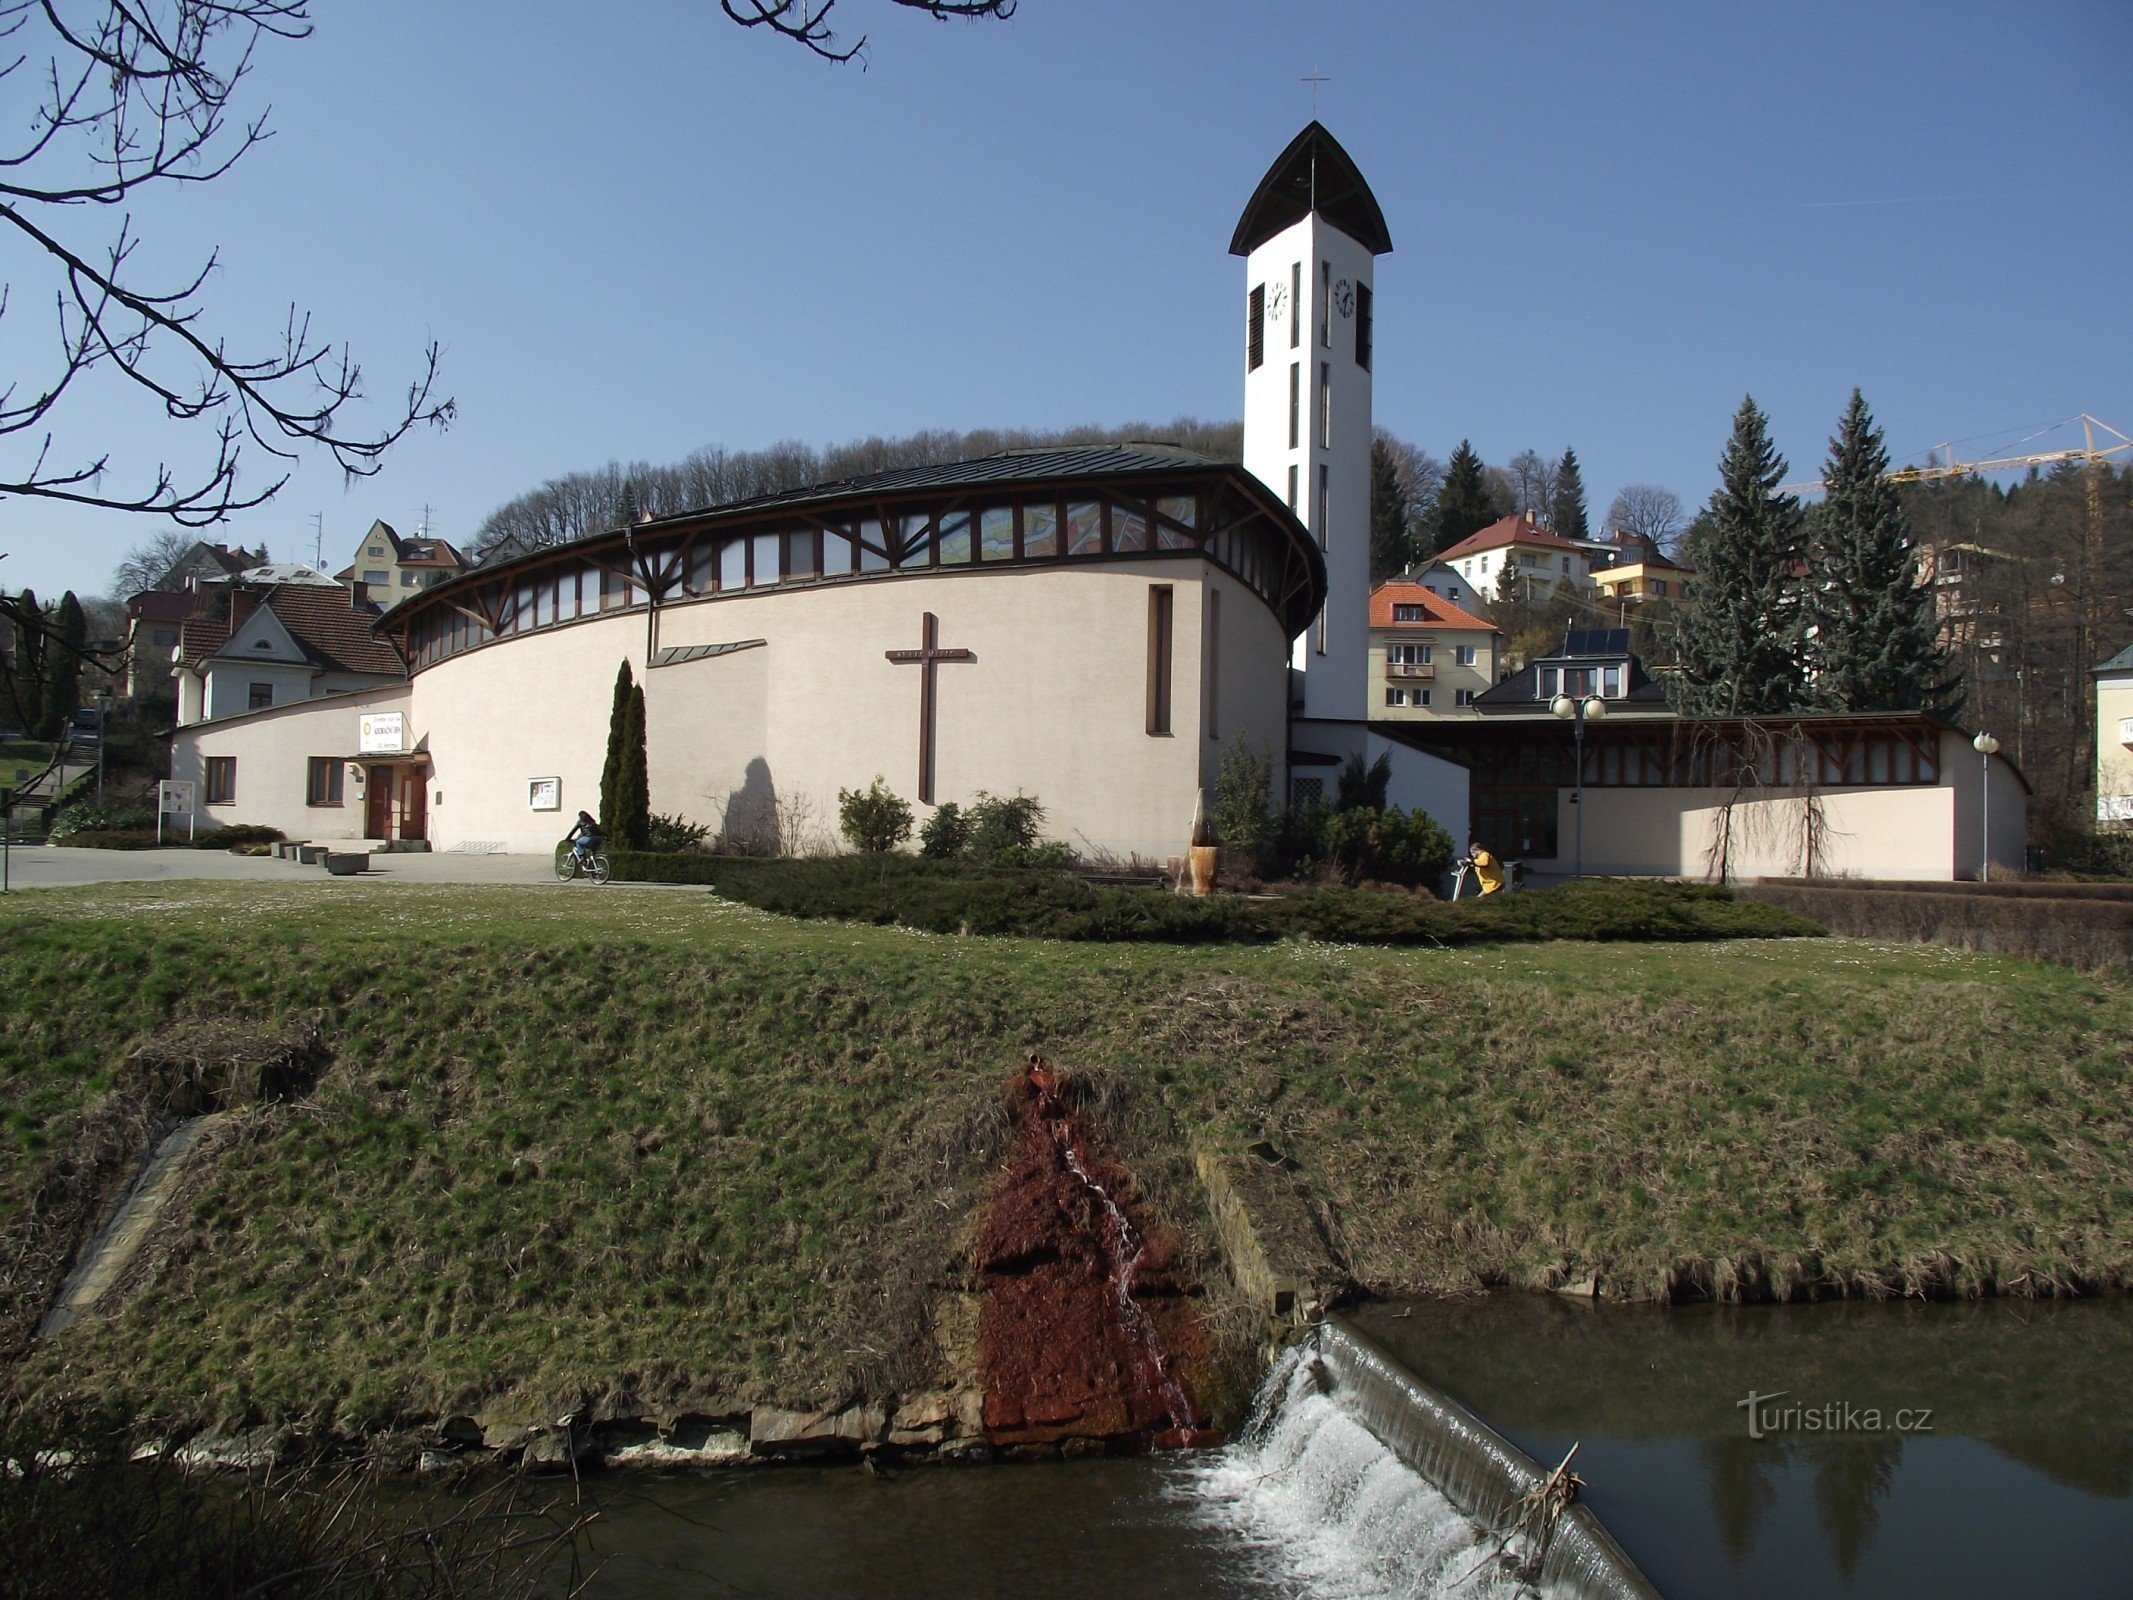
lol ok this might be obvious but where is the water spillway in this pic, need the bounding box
[1182,1319,1663,1600]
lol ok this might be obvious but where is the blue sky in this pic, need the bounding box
[7,0,2131,598]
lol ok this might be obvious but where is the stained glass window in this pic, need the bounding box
[1024,502,1058,559]
[938,511,972,565]
[979,506,1014,561]
[1066,501,1103,556]
[1111,503,1148,553]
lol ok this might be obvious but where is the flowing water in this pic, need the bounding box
[418,1293,2128,1598]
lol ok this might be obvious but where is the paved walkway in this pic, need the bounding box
[1,845,562,890]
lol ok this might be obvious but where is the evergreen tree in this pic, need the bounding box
[1368,435,1414,582]
[618,682,651,849]
[598,660,633,840]
[1552,448,1590,542]
[10,589,45,738]
[1807,390,1958,714]
[616,481,640,529]
[1433,440,1496,553]
[45,591,86,737]
[1673,397,1811,716]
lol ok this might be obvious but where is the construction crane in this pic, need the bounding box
[1782,413,2130,493]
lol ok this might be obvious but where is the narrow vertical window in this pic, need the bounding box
[1290,262,1301,348]
[1318,465,1330,545]
[1355,281,1373,371]
[1319,261,1330,347]
[1286,464,1298,511]
[1247,285,1265,372]
[1206,588,1221,740]
[1146,585,1174,736]
[1319,362,1331,447]
[1315,604,1327,656]
[1288,362,1300,449]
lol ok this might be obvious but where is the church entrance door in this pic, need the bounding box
[398,769,428,842]
[364,765,394,839]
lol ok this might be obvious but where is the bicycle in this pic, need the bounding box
[554,840,610,885]
[1450,855,1523,900]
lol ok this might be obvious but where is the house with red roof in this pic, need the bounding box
[1368,580,1503,717]
[1437,515,1599,602]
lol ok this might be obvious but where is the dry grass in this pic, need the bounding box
[1,881,2128,1443]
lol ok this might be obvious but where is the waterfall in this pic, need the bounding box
[1177,1320,1662,1600]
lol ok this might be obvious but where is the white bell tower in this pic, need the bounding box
[1233,122,1392,725]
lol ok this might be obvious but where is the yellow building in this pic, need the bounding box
[2098,642,2133,827]
[1590,531,1694,606]
[1368,581,1501,717]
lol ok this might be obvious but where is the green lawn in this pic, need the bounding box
[2,880,2128,1439]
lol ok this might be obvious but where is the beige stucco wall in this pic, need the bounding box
[407,560,1289,861]
[2098,671,2133,826]
[173,685,410,840]
[1525,729,2028,882]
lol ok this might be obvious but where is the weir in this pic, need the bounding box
[1186,1319,1662,1600]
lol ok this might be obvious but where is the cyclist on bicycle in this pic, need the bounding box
[566,809,603,867]
[1467,838,1506,896]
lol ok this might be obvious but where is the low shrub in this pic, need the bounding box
[196,824,285,849]
[838,777,914,854]
[1265,800,1455,888]
[645,811,711,853]
[918,802,969,859]
[47,800,152,841]
[963,792,1045,862]
[48,829,162,850]
[607,853,1821,948]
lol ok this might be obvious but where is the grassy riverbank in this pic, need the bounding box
[2,881,2129,1440]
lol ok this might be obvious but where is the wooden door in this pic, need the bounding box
[399,769,428,842]
[365,765,393,838]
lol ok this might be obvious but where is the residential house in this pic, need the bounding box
[335,520,469,607]
[121,541,266,697]
[2098,642,2133,827]
[1589,531,1694,608]
[1436,515,1598,604]
[1369,580,1501,717]
[174,574,407,729]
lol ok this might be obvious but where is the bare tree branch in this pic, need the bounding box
[0,1,452,527]
[718,0,1013,65]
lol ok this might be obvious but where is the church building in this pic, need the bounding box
[169,121,2025,880]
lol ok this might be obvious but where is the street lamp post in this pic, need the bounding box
[1551,690,1609,878]
[1972,731,2000,882]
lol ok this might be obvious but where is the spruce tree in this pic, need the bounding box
[1807,390,1958,713]
[1673,397,1811,716]
[46,591,86,737]
[1368,435,1414,582]
[1552,448,1590,542]
[1434,440,1496,553]
[619,681,651,850]
[598,660,633,840]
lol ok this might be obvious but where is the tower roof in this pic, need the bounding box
[1230,120,1393,258]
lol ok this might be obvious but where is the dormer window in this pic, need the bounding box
[1392,604,1423,622]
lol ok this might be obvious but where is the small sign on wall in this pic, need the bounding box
[527,777,561,812]
[359,712,406,754]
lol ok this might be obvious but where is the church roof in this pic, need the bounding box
[1230,121,1393,258]
[677,446,1235,523]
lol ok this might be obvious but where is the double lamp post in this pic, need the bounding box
[1550,689,1608,878]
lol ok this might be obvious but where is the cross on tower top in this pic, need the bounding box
[1302,67,1329,116]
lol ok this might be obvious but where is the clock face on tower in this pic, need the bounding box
[1267,283,1287,320]
[1334,279,1355,318]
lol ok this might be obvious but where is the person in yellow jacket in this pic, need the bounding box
[1468,839,1506,895]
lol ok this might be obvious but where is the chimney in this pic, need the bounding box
[229,586,261,631]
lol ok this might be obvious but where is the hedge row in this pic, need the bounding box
[45,825,286,852]
[1739,882,2133,973]
[607,852,1823,947]
[1756,876,2133,903]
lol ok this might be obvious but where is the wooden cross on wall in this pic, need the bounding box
[885,611,975,805]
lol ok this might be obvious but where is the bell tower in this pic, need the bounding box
[1233,122,1392,725]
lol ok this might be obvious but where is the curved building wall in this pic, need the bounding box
[408,558,1290,861]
